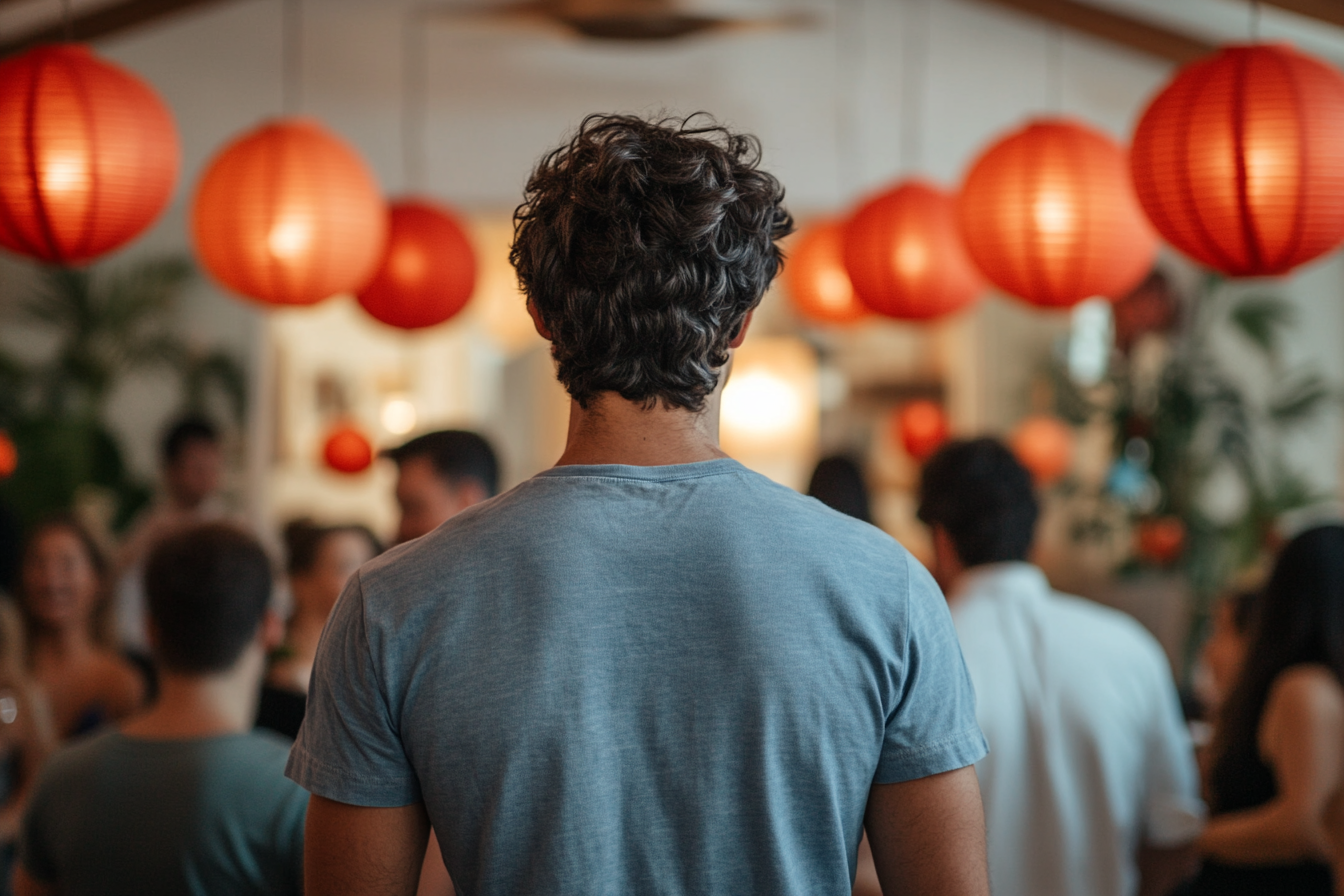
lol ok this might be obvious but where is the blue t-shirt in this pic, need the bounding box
[288,459,984,896]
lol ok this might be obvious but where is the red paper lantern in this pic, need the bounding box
[893,400,950,461]
[1010,415,1075,486]
[781,220,866,325]
[0,431,16,480]
[1136,516,1186,566]
[357,198,477,329]
[322,424,373,475]
[958,119,1158,309]
[844,180,983,320]
[192,118,386,306]
[0,45,179,265]
[1131,44,1344,277]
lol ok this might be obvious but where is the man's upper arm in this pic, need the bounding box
[305,795,430,896]
[864,766,989,896]
[285,574,421,807]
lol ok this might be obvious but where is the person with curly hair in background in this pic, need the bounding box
[289,113,989,896]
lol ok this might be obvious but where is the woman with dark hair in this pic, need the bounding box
[1188,525,1344,895]
[17,516,145,739]
[256,519,380,739]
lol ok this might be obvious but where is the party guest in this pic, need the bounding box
[17,517,143,739]
[114,416,230,652]
[290,113,989,896]
[256,519,381,740]
[0,599,55,891]
[917,438,1204,896]
[14,523,306,896]
[1188,525,1344,895]
[384,430,499,544]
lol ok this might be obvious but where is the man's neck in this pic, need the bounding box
[555,391,728,467]
[121,649,262,740]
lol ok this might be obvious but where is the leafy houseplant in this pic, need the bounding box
[0,257,247,532]
[1051,273,1335,668]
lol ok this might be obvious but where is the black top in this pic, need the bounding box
[255,685,307,741]
[1187,695,1333,896]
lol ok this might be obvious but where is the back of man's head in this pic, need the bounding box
[161,416,219,468]
[918,438,1038,568]
[510,113,794,412]
[384,430,500,498]
[144,523,271,675]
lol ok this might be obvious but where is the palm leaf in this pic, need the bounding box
[1228,295,1295,357]
[1268,373,1335,426]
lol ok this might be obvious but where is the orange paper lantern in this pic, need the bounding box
[1131,44,1344,277]
[781,220,866,325]
[844,180,983,320]
[0,431,16,480]
[893,400,950,461]
[0,45,179,265]
[1136,516,1186,566]
[357,198,477,329]
[322,423,373,475]
[192,118,386,306]
[1010,415,1075,486]
[958,119,1158,309]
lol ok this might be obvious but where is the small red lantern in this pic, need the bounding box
[322,424,373,475]
[191,118,386,306]
[0,45,179,265]
[893,401,950,462]
[1136,516,1186,566]
[781,220,866,325]
[844,180,983,321]
[958,119,1158,309]
[1131,44,1344,277]
[0,431,16,480]
[1010,415,1075,486]
[356,198,477,329]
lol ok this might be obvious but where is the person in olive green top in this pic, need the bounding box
[14,523,306,896]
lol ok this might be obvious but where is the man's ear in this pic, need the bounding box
[526,300,552,340]
[260,609,285,652]
[729,310,755,349]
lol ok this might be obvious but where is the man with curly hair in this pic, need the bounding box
[289,114,990,896]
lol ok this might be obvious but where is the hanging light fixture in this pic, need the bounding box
[0,430,16,480]
[781,220,866,325]
[0,45,179,265]
[1130,44,1344,277]
[1010,415,1075,486]
[844,181,984,321]
[892,400,950,461]
[191,118,387,306]
[357,198,476,329]
[957,119,1158,309]
[321,422,374,474]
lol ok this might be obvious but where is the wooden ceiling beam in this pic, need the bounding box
[0,0,230,57]
[967,0,1217,65]
[1263,0,1344,31]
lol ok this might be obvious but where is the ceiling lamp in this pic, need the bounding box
[1131,44,1344,277]
[0,45,179,265]
[322,423,373,475]
[0,430,16,480]
[957,119,1158,309]
[892,400,950,462]
[844,180,983,321]
[191,118,386,306]
[781,220,866,325]
[357,198,477,329]
[1010,415,1075,486]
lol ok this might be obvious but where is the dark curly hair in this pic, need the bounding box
[510,113,794,411]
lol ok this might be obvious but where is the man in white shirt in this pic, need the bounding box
[917,438,1204,896]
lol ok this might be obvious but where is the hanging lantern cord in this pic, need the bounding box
[60,0,72,40]
[402,9,428,193]
[899,0,929,173]
[282,0,302,116]
[1046,25,1064,114]
[831,0,863,199]
[1249,0,1261,42]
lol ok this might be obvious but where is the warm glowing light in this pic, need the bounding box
[781,221,867,325]
[1033,194,1075,236]
[267,215,312,261]
[1010,415,1075,486]
[722,372,803,440]
[0,431,16,480]
[895,239,929,278]
[39,153,87,196]
[380,396,418,435]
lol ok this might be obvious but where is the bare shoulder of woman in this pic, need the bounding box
[1260,664,1344,758]
[93,651,148,717]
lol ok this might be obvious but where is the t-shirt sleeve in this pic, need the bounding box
[874,557,988,784]
[1139,641,1206,845]
[286,574,423,807]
